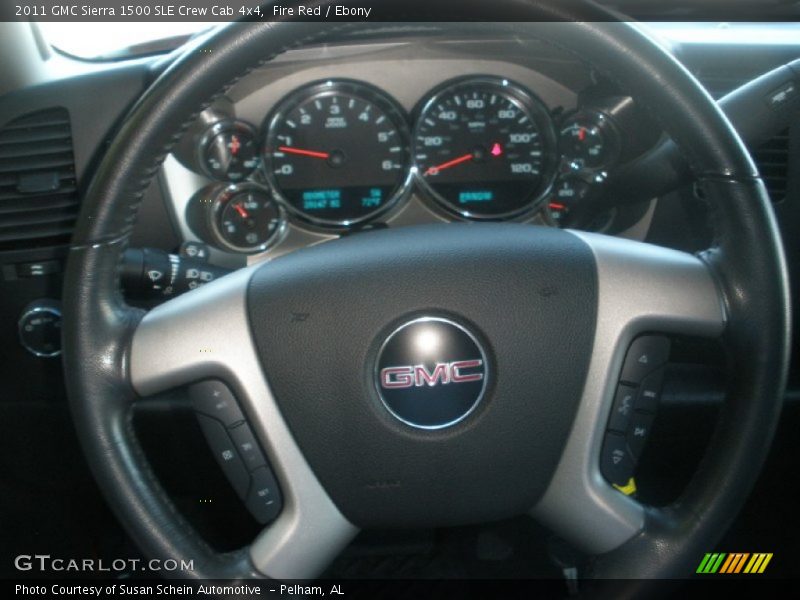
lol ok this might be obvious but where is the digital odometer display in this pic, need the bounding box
[264,81,411,227]
[413,77,557,219]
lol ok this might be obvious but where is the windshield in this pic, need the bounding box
[37,22,210,60]
[36,21,800,61]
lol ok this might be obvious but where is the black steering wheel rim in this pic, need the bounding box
[62,1,790,584]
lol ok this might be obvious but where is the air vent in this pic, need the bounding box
[751,129,790,203]
[695,72,790,203]
[0,107,79,250]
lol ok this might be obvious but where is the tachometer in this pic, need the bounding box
[413,77,557,219]
[264,80,411,227]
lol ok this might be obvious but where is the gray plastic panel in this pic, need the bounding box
[531,231,727,554]
[129,267,357,580]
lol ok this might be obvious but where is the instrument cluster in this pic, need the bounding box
[183,76,623,254]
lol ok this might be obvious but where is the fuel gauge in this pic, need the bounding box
[198,121,260,182]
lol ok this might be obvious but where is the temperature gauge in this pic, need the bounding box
[559,112,620,171]
[198,121,260,182]
[546,177,615,232]
[546,178,590,227]
[199,183,285,253]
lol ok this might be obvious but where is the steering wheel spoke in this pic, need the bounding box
[129,269,357,579]
[532,231,727,554]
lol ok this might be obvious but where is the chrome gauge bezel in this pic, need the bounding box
[196,120,261,182]
[262,79,414,229]
[411,76,559,221]
[558,109,622,172]
[207,182,287,254]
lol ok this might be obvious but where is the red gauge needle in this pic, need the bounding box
[230,135,241,156]
[577,127,587,142]
[278,146,330,159]
[232,203,249,219]
[424,153,474,176]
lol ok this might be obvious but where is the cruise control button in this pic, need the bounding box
[196,413,250,498]
[608,384,637,433]
[600,433,635,486]
[246,466,283,524]
[229,423,267,471]
[620,336,670,384]
[636,368,664,413]
[627,412,656,460]
[190,380,245,427]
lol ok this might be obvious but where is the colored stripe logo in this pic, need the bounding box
[697,553,773,574]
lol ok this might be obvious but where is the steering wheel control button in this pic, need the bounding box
[195,414,250,498]
[620,335,671,384]
[189,380,245,427]
[600,433,635,486]
[246,466,283,524]
[603,339,668,486]
[608,384,636,433]
[375,317,488,430]
[627,412,656,460]
[635,368,665,413]
[229,423,267,471]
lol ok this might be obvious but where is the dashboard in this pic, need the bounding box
[161,37,661,268]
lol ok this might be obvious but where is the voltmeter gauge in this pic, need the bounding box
[198,121,260,182]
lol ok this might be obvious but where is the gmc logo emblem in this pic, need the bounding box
[380,360,484,389]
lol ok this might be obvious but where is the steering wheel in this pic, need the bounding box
[62,0,790,585]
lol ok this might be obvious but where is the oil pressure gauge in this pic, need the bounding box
[559,111,620,171]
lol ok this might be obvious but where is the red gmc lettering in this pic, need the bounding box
[414,363,450,386]
[451,359,484,383]
[380,367,414,389]
[381,360,483,389]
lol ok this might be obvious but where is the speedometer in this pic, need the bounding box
[264,80,411,227]
[413,77,557,219]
